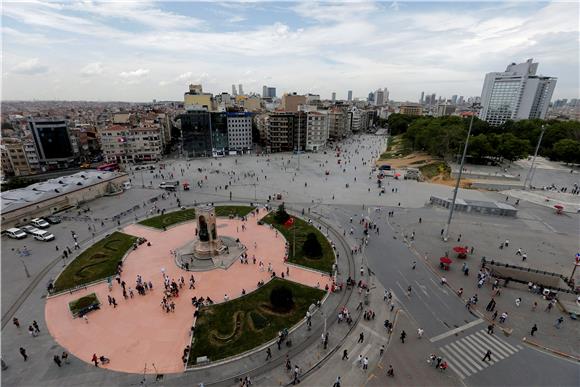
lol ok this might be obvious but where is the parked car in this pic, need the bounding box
[30,218,50,228]
[32,229,55,242]
[46,215,62,224]
[20,225,40,235]
[6,228,27,239]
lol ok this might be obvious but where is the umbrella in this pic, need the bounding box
[440,256,452,264]
[453,246,468,254]
[394,173,401,177]
[554,204,564,210]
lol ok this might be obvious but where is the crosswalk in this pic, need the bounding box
[438,329,523,380]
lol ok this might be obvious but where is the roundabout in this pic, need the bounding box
[44,205,333,374]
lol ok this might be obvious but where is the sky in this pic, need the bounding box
[2,0,579,102]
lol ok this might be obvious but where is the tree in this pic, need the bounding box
[551,139,580,164]
[498,133,530,161]
[302,232,322,258]
[270,285,294,311]
[467,134,492,160]
[274,203,290,224]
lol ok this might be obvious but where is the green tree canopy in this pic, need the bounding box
[551,139,580,164]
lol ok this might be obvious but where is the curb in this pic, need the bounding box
[522,337,580,362]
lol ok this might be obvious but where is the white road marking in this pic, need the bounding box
[430,318,484,343]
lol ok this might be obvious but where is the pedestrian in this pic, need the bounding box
[53,355,62,367]
[487,323,494,335]
[333,376,341,387]
[554,317,564,329]
[379,344,385,357]
[32,320,40,333]
[515,298,522,307]
[387,364,394,377]
[357,354,362,366]
[358,332,364,343]
[342,349,348,360]
[492,310,498,321]
[400,330,406,343]
[412,261,416,270]
[265,347,272,361]
[531,324,538,336]
[61,351,69,364]
[19,347,28,361]
[293,365,300,385]
[522,253,527,261]
[482,350,492,362]
[92,353,99,367]
[12,317,20,328]
[363,357,369,370]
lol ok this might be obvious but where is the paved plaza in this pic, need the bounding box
[2,134,579,386]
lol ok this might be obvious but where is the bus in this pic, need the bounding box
[96,162,120,172]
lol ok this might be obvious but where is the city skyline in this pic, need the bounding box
[2,1,579,102]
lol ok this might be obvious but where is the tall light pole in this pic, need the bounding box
[443,103,480,242]
[523,124,547,190]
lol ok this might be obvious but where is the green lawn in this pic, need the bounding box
[138,206,254,229]
[215,205,255,217]
[68,293,99,317]
[188,278,324,364]
[262,213,334,273]
[53,232,137,292]
[138,208,196,229]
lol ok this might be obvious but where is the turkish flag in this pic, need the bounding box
[284,217,294,228]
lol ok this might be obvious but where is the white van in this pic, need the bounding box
[6,228,27,239]
[31,218,50,228]
[31,229,55,241]
[159,181,179,190]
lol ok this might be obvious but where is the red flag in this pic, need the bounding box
[284,217,294,228]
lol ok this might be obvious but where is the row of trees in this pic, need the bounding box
[388,114,580,163]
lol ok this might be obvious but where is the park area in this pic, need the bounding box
[262,208,334,273]
[53,232,137,292]
[188,278,324,364]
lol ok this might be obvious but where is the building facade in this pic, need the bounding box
[184,84,213,111]
[227,112,253,153]
[399,104,423,116]
[479,58,557,126]
[177,109,212,157]
[28,117,76,169]
[305,111,329,151]
[281,93,307,112]
[100,125,163,163]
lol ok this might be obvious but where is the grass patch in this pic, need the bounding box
[68,293,99,317]
[188,278,324,364]
[379,135,411,160]
[138,208,196,229]
[53,232,137,292]
[138,206,255,229]
[419,162,450,179]
[215,205,255,218]
[262,213,334,273]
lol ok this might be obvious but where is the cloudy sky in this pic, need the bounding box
[2,1,578,102]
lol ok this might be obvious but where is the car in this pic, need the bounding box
[159,181,179,190]
[6,228,27,239]
[32,229,55,242]
[46,215,62,224]
[20,225,40,235]
[30,218,50,228]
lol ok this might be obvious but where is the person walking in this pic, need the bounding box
[482,350,492,362]
[342,349,348,360]
[412,261,416,270]
[61,351,69,364]
[92,353,99,367]
[53,355,62,367]
[379,344,385,357]
[554,317,564,329]
[333,376,342,387]
[12,317,20,328]
[362,357,369,370]
[387,365,394,377]
[265,347,272,361]
[400,330,407,343]
[531,324,538,336]
[358,332,364,343]
[32,320,40,334]
[19,347,28,361]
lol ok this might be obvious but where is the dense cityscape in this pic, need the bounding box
[1,1,579,387]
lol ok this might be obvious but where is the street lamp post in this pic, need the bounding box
[443,103,480,242]
[523,124,547,190]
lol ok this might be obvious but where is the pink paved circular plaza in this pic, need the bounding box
[45,209,332,374]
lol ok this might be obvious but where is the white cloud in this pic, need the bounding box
[11,58,49,75]
[119,69,150,78]
[228,15,246,23]
[81,62,104,76]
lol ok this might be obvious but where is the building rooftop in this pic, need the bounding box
[1,170,119,213]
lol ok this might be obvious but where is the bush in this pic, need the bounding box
[270,285,294,311]
[302,232,322,258]
[274,203,290,224]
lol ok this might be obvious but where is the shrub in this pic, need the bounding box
[270,285,294,311]
[274,203,290,224]
[302,232,322,258]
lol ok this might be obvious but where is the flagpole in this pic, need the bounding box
[293,221,296,259]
